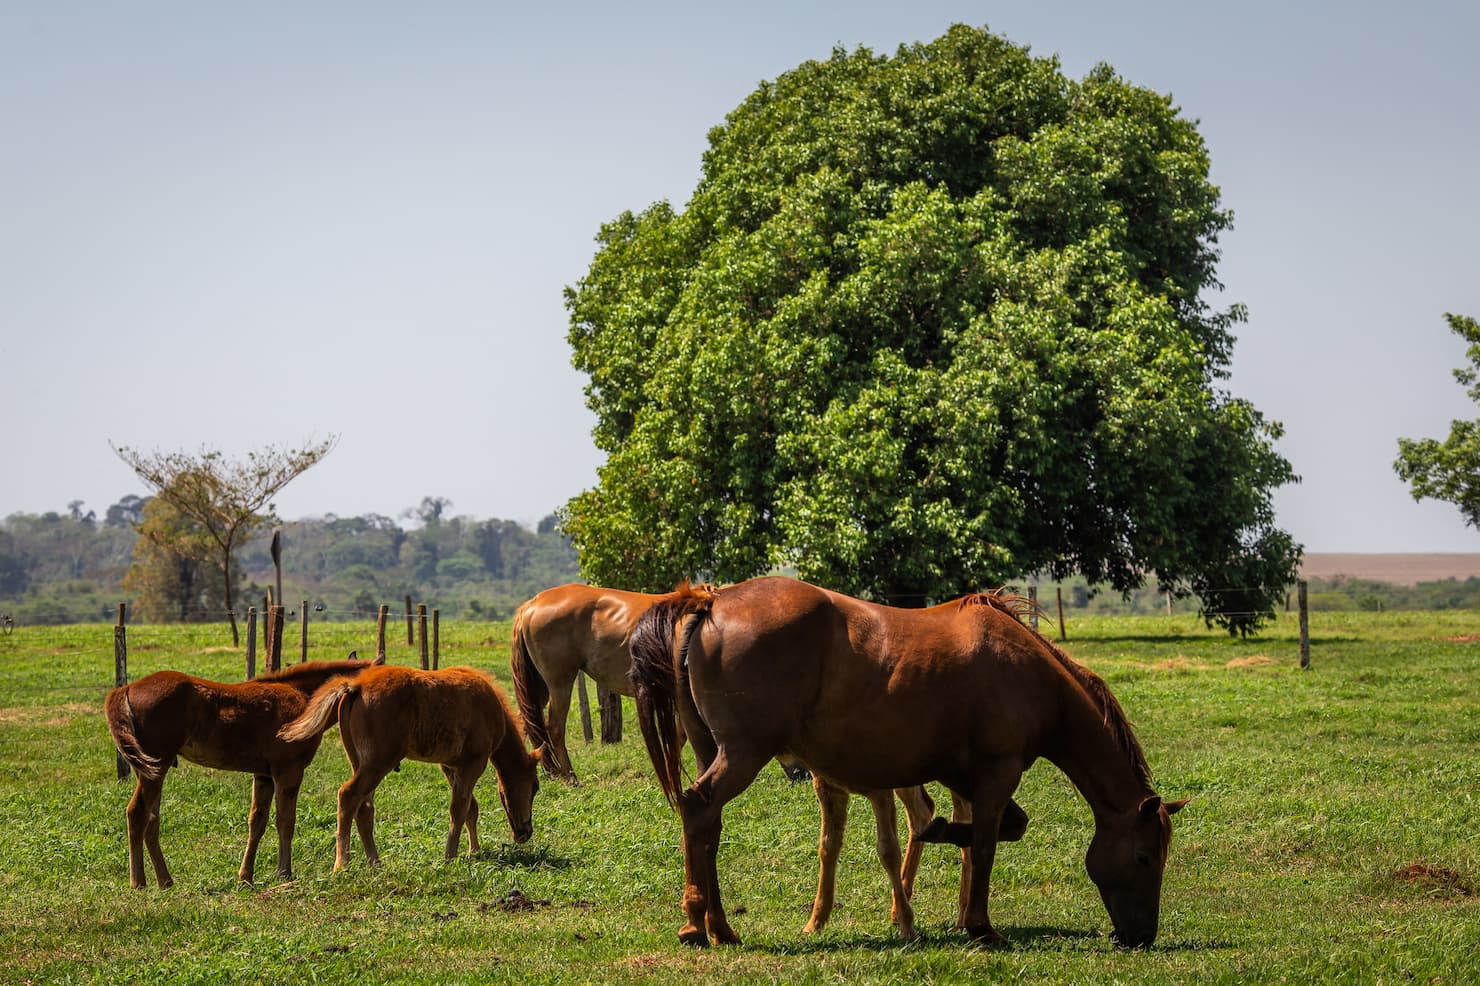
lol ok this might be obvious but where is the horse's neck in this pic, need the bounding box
[490,723,531,773]
[1044,679,1147,818]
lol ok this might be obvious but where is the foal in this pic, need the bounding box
[279,664,541,869]
[104,656,376,888]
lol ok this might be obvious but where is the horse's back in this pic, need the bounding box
[520,583,661,693]
[351,665,514,762]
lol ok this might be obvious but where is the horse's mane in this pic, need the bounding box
[961,591,1154,792]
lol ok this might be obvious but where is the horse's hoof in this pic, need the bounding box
[678,925,710,947]
[966,924,1007,947]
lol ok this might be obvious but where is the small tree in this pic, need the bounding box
[121,493,220,623]
[112,438,337,644]
[1394,313,1480,528]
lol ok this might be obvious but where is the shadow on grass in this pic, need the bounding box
[754,924,1230,955]
[474,844,576,870]
[1079,633,1359,646]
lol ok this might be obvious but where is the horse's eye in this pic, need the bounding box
[1135,850,1153,867]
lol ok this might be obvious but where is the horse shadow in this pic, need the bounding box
[755,924,1229,955]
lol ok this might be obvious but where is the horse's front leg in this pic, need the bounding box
[961,769,1022,945]
[867,790,916,941]
[543,676,579,783]
[239,774,273,883]
[897,784,935,900]
[676,749,767,947]
[441,761,487,860]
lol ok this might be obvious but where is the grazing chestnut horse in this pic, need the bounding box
[279,664,540,870]
[630,577,1185,948]
[510,583,664,782]
[512,582,1024,937]
[104,655,376,888]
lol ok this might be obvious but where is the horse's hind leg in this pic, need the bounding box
[336,765,390,870]
[867,790,917,941]
[677,748,769,947]
[271,766,305,880]
[803,775,849,935]
[239,774,273,884]
[897,784,936,900]
[441,761,487,860]
[125,775,169,889]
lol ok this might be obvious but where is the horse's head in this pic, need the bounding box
[1085,794,1186,948]
[496,747,541,844]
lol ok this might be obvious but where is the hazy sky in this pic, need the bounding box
[3,2,1477,553]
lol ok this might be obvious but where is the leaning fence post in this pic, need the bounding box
[1056,586,1067,641]
[299,599,309,663]
[417,604,429,670]
[405,595,414,646]
[376,604,388,662]
[245,606,258,680]
[266,605,285,673]
[431,608,440,670]
[1298,580,1310,669]
[114,603,129,779]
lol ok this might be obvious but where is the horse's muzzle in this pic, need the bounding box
[513,823,533,844]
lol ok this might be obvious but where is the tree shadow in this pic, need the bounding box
[473,844,576,870]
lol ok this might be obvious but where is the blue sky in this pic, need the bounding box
[2,2,1477,552]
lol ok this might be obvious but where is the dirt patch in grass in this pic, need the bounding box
[1392,863,1475,897]
[1443,635,1480,643]
[0,702,96,726]
[1225,655,1278,669]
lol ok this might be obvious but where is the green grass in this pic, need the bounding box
[0,611,1476,984]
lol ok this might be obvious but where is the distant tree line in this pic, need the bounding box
[0,495,580,626]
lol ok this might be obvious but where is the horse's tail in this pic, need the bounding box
[508,604,551,755]
[104,685,165,781]
[278,679,357,743]
[628,582,718,807]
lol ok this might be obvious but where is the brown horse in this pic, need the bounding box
[279,664,541,870]
[104,655,377,888]
[510,583,664,782]
[512,582,1023,937]
[629,577,1185,948]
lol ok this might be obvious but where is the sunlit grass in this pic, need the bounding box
[0,610,1476,983]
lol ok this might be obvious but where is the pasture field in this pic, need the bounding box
[0,610,1476,984]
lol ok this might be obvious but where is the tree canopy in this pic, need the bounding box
[562,24,1300,632]
[1394,313,1480,528]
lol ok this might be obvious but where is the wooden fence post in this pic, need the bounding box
[577,672,594,743]
[598,686,623,743]
[300,599,309,663]
[417,604,429,670]
[404,595,414,646]
[1056,586,1067,641]
[431,608,440,670]
[114,603,129,779]
[1298,580,1310,670]
[245,606,258,680]
[1028,585,1038,630]
[376,604,388,662]
[267,605,285,673]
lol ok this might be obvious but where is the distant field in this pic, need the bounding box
[1300,553,1480,585]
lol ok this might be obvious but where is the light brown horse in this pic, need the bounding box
[509,583,663,782]
[512,582,1024,937]
[104,655,377,888]
[630,577,1185,948]
[279,664,541,870]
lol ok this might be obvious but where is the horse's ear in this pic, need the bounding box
[1164,798,1189,816]
[347,650,357,661]
[373,653,387,666]
[530,745,544,764]
[1138,795,1162,817]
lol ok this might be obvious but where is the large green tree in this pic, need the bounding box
[563,25,1300,633]
[1394,313,1480,528]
